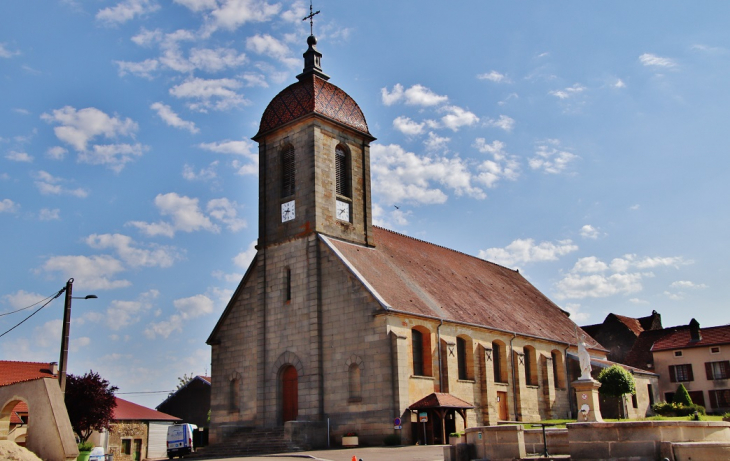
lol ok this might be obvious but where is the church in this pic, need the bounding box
[206,31,615,446]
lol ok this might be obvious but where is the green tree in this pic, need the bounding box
[597,364,636,420]
[673,383,693,406]
[176,373,195,390]
[65,371,118,443]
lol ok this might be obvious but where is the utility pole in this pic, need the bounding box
[59,278,73,393]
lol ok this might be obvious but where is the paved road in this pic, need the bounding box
[185,445,445,461]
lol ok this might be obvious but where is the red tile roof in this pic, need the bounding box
[113,397,180,422]
[199,376,211,384]
[324,227,596,347]
[10,401,28,425]
[652,324,730,351]
[613,314,645,336]
[408,393,474,410]
[0,360,57,387]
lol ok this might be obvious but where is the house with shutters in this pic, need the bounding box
[207,32,619,447]
[651,320,730,412]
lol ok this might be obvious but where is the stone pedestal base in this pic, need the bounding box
[572,379,603,422]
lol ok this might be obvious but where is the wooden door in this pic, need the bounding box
[133,439,142,461]
[282,366,298,423]
[497,391,509,420]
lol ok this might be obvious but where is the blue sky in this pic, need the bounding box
[1,1,728,408]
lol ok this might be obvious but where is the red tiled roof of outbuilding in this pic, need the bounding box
[652,324,730,351]
[324,227,599,348]
[0,360,57,387]
[408,393,474,410]
[113,397,180,422]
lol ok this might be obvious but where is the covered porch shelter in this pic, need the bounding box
[408,393,474,445]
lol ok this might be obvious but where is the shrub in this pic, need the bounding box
[78,441,94,452]
[383,434,401,446]
[689,411,703,421]
[673,384,693,406]
[652,401,706,417]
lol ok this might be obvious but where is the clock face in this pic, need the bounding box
[336,200,350,222]
[281,200,295,222]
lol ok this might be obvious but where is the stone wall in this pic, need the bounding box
[107,421,147,461]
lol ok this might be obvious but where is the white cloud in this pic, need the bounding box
[150,102,199,134]
[174,294,214,319]
[40,255,131,290]
[614,79,626,88]
[0,199,19,213]
[131,28,163,46]
[127,192,219,237]
[6,151,33,162]
[245,34,296,66]
[204,0,282,35]
[562,303,590,323]
[188,47,247,72]
[2,290,45,311]
[96,0,160,24]
[472,139,520,188]
[144,314,183,339]
[33,171,89,198]
[104,290,158,330]
[381,83,448,107]
[115,59,159,79]
[670,280,708,289]
[423,132,450,152]
[46,146,68,160]
[169,77,248,112]
[478,238,578,267]
[555,253,689,299]
[639,53,677,68]
[198,139,256,156]
[41,106,139,151]
[629,298,649,305]
[79,143,147,172]
[529,140,579,174]
[233,240,258,268]
[381,84,404,106]
[39,208,60,221]
[370,144,486,205]
[477,71,509,83]
[485,115,515,132]
[85,233,183,268]
[183,161,218,181]
[393,116,425,136]
[207,198,247,232]
[580,224,601,239]
[439,105,479,131]
[549,83,586,99]
[0,43,20,58]
[241,73,268,87]
[173,0,217,12]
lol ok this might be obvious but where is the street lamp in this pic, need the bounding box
[58,278,98,393]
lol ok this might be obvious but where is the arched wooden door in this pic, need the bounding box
[281,366,298,423]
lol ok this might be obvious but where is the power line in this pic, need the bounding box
[0,288,65,339]
[0,292,57,317]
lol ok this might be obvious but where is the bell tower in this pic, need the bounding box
[252,34,376,249]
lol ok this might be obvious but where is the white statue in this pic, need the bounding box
[578,333,592,380]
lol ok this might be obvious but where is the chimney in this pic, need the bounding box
[689,318,702,342]
[50,362,59,375]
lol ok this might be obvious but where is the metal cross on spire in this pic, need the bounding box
[302,0,320,36]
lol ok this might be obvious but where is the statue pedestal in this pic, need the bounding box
[573,378,603,422]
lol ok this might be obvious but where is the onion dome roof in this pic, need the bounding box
[254,35,372,140]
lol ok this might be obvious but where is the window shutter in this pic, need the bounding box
[335,145,349,197]
[709,390,718,409]
[281,145,295,197]
[687,364,694,381]
[723,361,730,378]
[706,362,714,380]
[669,366,677,383]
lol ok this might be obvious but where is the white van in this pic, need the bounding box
[166,423,197,459]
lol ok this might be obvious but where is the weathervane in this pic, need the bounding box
[303,0,320,36]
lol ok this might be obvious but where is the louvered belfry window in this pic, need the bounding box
[281,145,295,197]
[335,145,350,197]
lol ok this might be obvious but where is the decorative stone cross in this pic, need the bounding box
[303,1,321,36]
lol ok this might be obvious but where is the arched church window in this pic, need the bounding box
[281,144,295,198]
[229,375,240,412]
[412,327,432,376]
[492,340,508,383]
[524,346,538,386]
[456,336,474,380]
[335,144,350,197]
